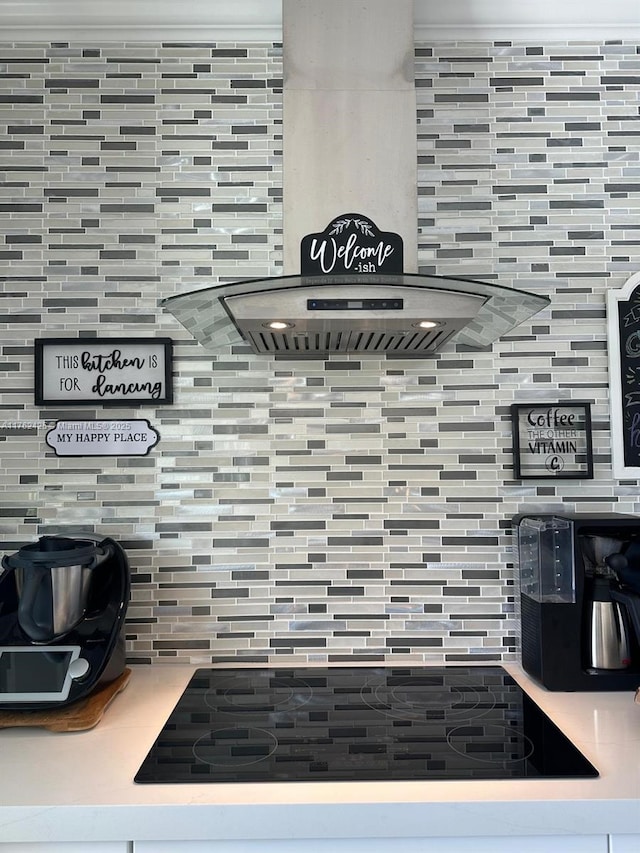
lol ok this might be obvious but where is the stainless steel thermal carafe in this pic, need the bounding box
[588,577,631,670]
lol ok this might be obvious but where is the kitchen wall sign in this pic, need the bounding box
[607,271,640,478]
[511,402,593,479]
[300,212,403,276]
[34,338,173,406]
[45,419,160,457]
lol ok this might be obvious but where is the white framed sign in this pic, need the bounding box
[46,420,160,456]
[607,271,640,478]
[34,337,173,406]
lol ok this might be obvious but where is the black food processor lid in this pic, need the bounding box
[2,536,105,570]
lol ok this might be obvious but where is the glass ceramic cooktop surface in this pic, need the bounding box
[134,666,598,783]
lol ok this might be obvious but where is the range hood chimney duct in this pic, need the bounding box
[161,0,549,357]
[282,0,418,273]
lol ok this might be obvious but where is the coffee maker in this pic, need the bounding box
[0,534,130,710]
[515,513,640,691]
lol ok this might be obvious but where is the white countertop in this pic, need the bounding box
[1,663,639,845]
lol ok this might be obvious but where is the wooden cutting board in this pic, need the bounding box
[0,667,131,732]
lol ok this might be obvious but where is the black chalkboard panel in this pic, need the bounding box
[617,293,640,469]
[607,273,640,477]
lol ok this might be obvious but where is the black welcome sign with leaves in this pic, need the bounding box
[301,213,403,276]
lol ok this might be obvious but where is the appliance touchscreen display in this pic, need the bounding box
[0,648,75,699]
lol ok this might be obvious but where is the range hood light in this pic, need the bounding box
[416,320,441,330]
[264,321,294,330]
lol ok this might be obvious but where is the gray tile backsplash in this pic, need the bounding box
[1,38,639,666]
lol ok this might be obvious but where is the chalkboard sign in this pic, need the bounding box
[607,271,640,477]
[300,213,403,276]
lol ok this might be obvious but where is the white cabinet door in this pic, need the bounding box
[0,844,129,853]
[135,834,608,853]
[609,837,640,853]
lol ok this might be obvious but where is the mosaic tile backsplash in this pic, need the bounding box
[1,39,639,666]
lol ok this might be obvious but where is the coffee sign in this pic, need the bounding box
[511,403,593,479]
[34,338,173,406]
[301,213,403,276]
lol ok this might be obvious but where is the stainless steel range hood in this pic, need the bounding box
[161,0,549,358]
[162,272,548,357]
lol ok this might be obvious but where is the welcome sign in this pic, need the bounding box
[300,213,403,276]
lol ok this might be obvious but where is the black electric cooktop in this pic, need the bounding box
[134,666,598,784]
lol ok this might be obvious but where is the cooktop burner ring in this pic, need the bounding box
[360,671,496,722]
[193,727,279,768]
[446,723,535,765]
[204,672,314,715]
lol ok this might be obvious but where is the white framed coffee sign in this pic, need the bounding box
[34,338,173,406]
